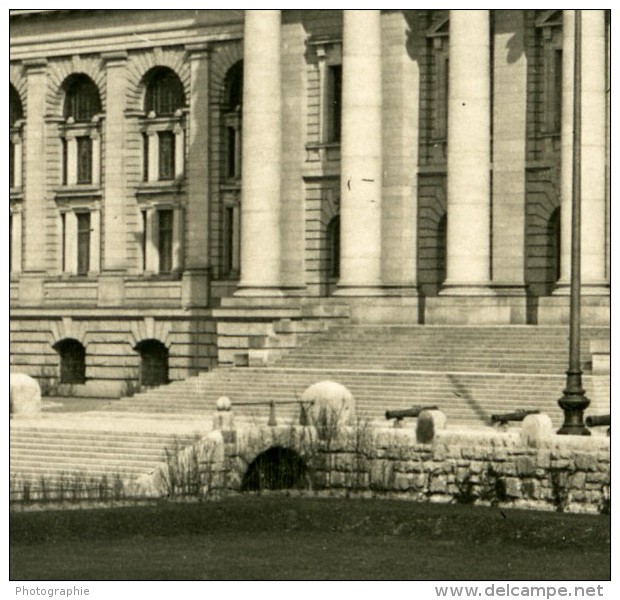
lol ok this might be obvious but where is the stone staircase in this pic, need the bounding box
[10,325,610,497]
[112,325,610,427]
[9,416,203,499]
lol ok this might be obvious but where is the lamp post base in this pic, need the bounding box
[557,371,591,435]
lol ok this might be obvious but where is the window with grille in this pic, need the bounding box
[145,68,185,116]
[327,215,340,278]
[327,65,342,143]
[10,85,23,189]
[158,131,175,181]
[76,212,91,276]
[64,76,101,122]
[158,209,173,274]
[223,61,243,180]
[76,136,93,184]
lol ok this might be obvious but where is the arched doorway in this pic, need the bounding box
[135,339,169,387]
[53,338,86,384]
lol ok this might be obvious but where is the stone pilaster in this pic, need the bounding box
[102,51,128,273]
[235,10,283,296]
[335,9,383,296]
[182,43,211,307]
[19,59,48,306]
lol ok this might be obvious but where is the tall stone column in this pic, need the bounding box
[236,10,283,296]
[182,43,211,307]
[442,10,492,293]
[335,9,383,296]
[558,10,608,293]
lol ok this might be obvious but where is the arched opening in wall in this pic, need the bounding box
[436,213,447,285]
[63,74,102,122]
[144,67,186,117]
[547,207,561,285]
[326,215,340,280]
[135,339,169,387]
[222,60,243,181]
[10,85,23,189]
[53,338,86,385]
[241,446,311,492]
[61,74,102,186]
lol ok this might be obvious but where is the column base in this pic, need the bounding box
[425,294,527,324]
[181,269,210,308]
[538,294,610,325]
[552,281,610,296]
[234,286,287,298]
[333,285,388,297]
[439,283,495,296]
[98,272,126,307]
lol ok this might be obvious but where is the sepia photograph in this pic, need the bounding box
[7,3,612,591]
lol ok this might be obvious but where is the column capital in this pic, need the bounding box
[23,58,47,74]
[185,42,211,58]
[101,50,128,66]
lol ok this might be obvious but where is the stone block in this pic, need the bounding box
[429,475,448,494]
[574,453,599,472]
[10,373,41,417]
[515,456,536,477]
[416,409,447,444]
[521,413,554,447]
[505,477,522,498]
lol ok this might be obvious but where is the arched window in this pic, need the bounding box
[144,67,186,116]
[326,215,340,279]
[223,61,243,179]
[63,75,101,122]
[141,68,186,183]
[54,338,86,385]
[548,207,561,284]
[10,85,23,127]
[135,339,169,387]
[10,85,24,189]
[60,74,102,187]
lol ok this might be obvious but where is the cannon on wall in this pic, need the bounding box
[490,409,540,426]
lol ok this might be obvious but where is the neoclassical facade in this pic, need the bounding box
[9,9,610,396]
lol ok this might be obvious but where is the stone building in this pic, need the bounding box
[9,9,610,398]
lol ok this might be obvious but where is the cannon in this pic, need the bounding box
[490,409,540,426]
[385,405,438,423]
[585,414,610,436]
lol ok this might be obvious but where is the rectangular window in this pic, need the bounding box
[327,65,342,143]
[9,214,13,273]
[223,205,234,275]
[61,213,66,272]
[158,131,175,181]
[141,210,148,271]
[76,212,91,275]
[435,53,449,139]
[76,136,92,184]
[142,133,149,182]
[9,141,14,188]
[158,209,173,274]
[62,139,68,185]
[552,49,563,133]
[227,127,237,178]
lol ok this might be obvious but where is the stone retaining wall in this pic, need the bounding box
[142,411,610,514]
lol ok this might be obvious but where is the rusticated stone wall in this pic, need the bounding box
[142,412,610,515]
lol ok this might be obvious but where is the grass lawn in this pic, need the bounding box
[10,496,610,581]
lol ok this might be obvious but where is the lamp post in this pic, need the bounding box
[557,9,590,435]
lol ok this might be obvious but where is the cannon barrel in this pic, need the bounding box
[585,414,610,428]
[385,405,438,420]
[490,409,540,425]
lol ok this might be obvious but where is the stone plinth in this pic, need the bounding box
[10,373,41,417]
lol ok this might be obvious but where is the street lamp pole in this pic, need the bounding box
[557,9,590,435]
